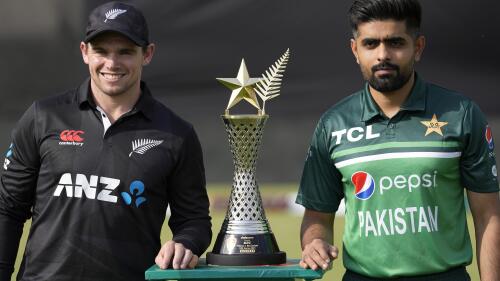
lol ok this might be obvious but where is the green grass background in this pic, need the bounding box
[12,184,480,280]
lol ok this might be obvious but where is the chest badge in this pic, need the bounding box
[420,114,448,136]
[129,139,164,157]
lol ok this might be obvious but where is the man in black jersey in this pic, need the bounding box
[0,2,211,280]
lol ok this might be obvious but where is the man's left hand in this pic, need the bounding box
[155,240,198,269]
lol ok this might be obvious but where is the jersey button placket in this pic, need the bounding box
[386,122,396,138]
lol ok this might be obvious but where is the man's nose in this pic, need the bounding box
[376,44,391,62]
[104,54,120,69]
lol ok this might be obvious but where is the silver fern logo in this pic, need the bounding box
[129,139,163,157]
[104,9,127,23]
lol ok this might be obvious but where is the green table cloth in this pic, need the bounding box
[145,258,324,281]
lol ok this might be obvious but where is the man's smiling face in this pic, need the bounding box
[81,32,152,98]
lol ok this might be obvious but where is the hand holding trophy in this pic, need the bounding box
[206,49,290,266]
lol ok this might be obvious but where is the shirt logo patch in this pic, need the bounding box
[493,165,497,178]
[53,173,120,203]
[420,114,448,136]
[59,130,85,146]
[104,9,127,23]
[53,173,148,207]
[352,171,375,200]
[3,143,13,170]
[129,139,163,157]
[331,125,380,145]
[485,125,494,150]
[121,180,147,207]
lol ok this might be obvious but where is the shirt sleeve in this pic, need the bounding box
[167,126,212,256]
[0,103,40,279]
[460,100,499,192]
[296,117,344,213]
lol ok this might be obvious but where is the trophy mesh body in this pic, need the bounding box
[207,114,285,264]
[223,115,269,225]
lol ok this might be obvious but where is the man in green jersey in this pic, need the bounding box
[296,0,500,280]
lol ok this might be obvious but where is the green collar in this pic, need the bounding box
[360,73,427,122]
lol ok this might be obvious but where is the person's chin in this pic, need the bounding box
[101,85,125,97]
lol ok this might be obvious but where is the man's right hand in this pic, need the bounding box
[299,238,339,270]
[155,240,198,270]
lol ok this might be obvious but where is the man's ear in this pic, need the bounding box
[143,43,156,66]
[414,35,425,62]
[350,38,360,64]
[80,42,89,64]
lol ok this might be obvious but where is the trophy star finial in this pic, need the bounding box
[217,58,261,111]
[237,59,250,83]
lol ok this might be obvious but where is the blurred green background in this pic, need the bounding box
[12,184,480,281]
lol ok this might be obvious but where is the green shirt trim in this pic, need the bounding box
[332,141,461,159]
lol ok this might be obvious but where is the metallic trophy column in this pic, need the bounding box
[206,114,286,265]
[207,49,290,265]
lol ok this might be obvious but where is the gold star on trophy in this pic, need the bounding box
[217,59,261,113]
[421,114,448,136]
[217,49,290,115]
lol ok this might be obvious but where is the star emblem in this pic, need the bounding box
[420,114,448,136]
[217,59,261,111]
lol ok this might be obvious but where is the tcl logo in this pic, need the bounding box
[59,130,85,146]
[331,125,380,145]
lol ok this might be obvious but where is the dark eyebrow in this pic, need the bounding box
[119,47,138,53]
[361,38,380,45]
[383,37,406,44]
[361,36,406,46]
[91,46,106,52]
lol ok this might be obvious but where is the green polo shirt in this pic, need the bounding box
[296,73,499,278]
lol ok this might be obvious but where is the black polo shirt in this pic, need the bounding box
[0,78,211,281]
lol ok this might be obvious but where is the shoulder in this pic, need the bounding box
[148,98,195,138]
[318,90,363,127]
[34,88,79,112]
[423,81,489,128]
[426,82,475,109]
[15,87,79,125]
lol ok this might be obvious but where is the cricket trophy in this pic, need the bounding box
[207,49,290,266]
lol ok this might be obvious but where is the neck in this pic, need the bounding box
[369,72,415,119]
[90,83,141,123]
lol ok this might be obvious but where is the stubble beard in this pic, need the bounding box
[364,61,414,93]
[94,75,137,98]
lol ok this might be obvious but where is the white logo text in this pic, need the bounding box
[331,125,380,145]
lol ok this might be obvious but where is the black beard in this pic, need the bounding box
[367,62,412,92]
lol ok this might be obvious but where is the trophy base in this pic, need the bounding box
[207,231,286,266]
[206,251,286,266]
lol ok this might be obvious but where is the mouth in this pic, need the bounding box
[372,62,399,77]
[100,72,126,82]
[374,69,396,76]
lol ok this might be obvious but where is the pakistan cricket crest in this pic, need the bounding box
[206,49,290,265]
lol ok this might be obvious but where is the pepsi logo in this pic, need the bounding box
[351,171,375,200]
[485,125,494,150]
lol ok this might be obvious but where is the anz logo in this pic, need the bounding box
[53,173,146,207]
[121,180,147,207]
